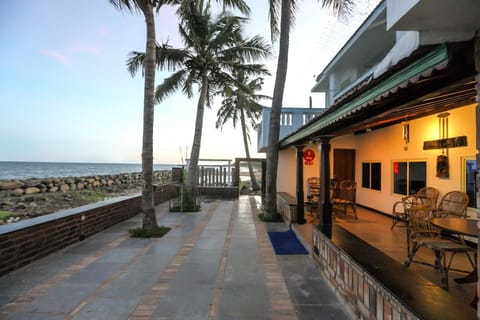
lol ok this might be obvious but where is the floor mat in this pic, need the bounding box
[267,229,308,255]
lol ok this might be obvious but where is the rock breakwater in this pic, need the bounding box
[0,171,172,223]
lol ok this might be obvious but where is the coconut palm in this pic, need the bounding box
[216,72,271,192]
[110,0,179,231]
[127,1,271,200]
[263,0,354,218]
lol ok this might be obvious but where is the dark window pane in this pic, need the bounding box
[466,160,477,208]
[409,162,426,194]
[362,163,370,188]
[393,162,407,195]
[371,162,381,190]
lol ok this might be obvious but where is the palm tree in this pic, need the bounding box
[263,0,354,218]
[216,72,271,192]
[127,1,271,200]
[110,0,178,231]
[110,0,249,225]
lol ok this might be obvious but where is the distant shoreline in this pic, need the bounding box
[0,161,180,180]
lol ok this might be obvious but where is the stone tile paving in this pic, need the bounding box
[0,196,351,320]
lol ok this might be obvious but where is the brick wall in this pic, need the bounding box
[0,184,177,277]
[312,227,419,320]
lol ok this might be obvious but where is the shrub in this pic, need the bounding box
[129,226,171,238]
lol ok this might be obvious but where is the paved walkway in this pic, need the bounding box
[0,196,350,320]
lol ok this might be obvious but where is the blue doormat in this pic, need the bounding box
[267,229,308,255]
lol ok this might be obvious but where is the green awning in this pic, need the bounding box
[280,44,449,147]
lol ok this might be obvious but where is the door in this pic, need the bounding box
[333,149,356,181]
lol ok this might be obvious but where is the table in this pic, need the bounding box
[431,218,479,237]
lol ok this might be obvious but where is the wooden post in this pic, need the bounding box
[296,144,306,224]
[317,135,334,237]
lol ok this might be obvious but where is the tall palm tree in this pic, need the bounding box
[127,2,271,199]
[263,0,353,218]
[110,0,249,224]
[110,0,178,231]
[216,72,271,192]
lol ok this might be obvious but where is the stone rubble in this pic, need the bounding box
[0,171,172,224]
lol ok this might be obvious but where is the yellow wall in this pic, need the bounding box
[277,103,477,217]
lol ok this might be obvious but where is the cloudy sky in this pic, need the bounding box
[0,0,380,164]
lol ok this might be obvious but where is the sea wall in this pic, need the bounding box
[0,171,172,197]
[0,184,178,276]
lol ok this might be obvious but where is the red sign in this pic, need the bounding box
[394,162,399,174]
[303,149,315,165]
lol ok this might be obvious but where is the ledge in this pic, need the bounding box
[0,194,139,235]
[328,225,476,320]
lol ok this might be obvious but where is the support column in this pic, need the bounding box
[295,144,306,224]
[474,34,480,314]
[317,136,334,237]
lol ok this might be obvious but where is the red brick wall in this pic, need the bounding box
[0,184,177,276]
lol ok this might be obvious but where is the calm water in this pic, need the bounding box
[0,161,181,180]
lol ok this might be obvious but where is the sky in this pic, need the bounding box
[0,0,380,165]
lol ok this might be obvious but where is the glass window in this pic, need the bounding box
[362,162,381,191]
[393,161,426,195]
[463,158,478,208]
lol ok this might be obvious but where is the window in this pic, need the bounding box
[463,157,478,208]
[393,161,426,195]
[362,162,381,191]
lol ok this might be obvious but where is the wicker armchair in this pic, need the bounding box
[416,186,440,209]
[404,208,475,290]
[391,187,439,230]
[331,180,357,219]
[435,191,469,218]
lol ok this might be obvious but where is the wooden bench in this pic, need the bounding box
[277,192,297,225]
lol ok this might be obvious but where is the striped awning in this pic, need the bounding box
[280,44,451,147]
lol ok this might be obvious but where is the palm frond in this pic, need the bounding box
[214,0,250,15]
[156,43,188,71]
[268,0,281,42]
[320,0,354,19]
[126,50,146,77]
[154,70,188,104]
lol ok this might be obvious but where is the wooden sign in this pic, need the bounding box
[423,136,467,150]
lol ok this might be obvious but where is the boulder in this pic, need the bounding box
[59,184,70,192]
[11,188,24,196]
[49,186,58,192]
[15,203,27,210]
[24,179,42,187]
[0,181,24,190]
[24,187,41,195]
[76,182,84,190]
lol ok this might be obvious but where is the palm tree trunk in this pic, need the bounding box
[187,72,209,198]
[240,109,260,191]
[265,0,291,217]
[139,2,158,230]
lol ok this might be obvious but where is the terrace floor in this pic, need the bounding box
[294,206,477,309]
[0,196,350,320]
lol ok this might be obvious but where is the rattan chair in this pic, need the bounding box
[404,207,475,290]
[331,180,357,219]
[416,186,440,209]
[306,177,320,220]
[391,187,439,230]
[435,191,469,218]
[391,195,433,230]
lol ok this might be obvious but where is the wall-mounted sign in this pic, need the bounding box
[303,149,315,165]
[423,136,467,150]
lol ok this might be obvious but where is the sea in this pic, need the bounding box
[0,161,181,180]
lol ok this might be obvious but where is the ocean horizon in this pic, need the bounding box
[0,161,182,180]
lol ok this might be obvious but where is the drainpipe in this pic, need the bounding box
[317,135,335,237]
[295,144,306,224]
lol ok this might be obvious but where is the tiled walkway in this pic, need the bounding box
[0,196,350,320]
